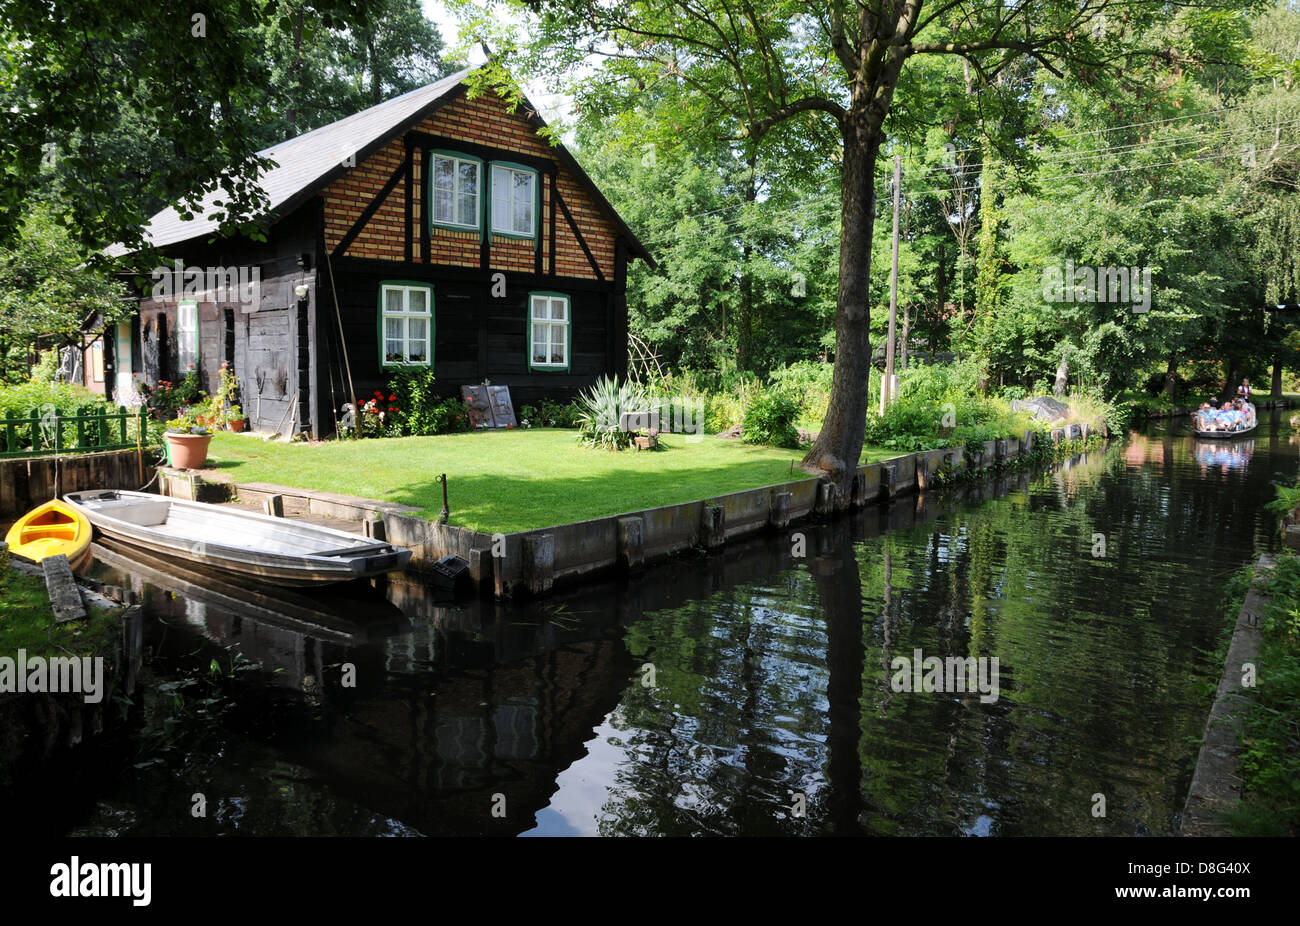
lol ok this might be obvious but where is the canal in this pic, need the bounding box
[18,408,1298,836]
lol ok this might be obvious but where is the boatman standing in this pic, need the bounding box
[1238,378,1252,399]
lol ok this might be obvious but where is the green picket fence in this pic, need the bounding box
[0,406,150,459]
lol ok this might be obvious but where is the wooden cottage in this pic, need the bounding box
[107,68,653,435]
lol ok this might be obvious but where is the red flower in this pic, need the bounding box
[389,395,397,401]
[374,390,383,397]
[508,424,514,430]
[393,407,400,412]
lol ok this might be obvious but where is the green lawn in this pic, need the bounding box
[0,566,121,658]
[206,429,901,533]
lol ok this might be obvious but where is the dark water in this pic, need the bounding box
[29,410,1299,836]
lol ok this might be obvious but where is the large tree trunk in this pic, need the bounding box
[1223,359,1240,401]
[1053,353,1069,397]
[1162,351,1178,401]
[802,94,890,496]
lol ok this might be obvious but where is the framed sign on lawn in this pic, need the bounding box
[460,385,517,429]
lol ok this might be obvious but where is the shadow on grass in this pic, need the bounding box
[388,461,820,533]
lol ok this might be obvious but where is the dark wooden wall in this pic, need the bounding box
[130,204,321,435]
[326,260,619,421]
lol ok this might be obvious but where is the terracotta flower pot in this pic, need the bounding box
[229,418,246,433]
[165,432,213,469]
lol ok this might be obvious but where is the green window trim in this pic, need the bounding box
[378,281,434,370]
[489,161,541,240]
[527,291,571,372]
[428,150,485,238]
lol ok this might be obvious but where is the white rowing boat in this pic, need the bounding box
[64,489,411,587]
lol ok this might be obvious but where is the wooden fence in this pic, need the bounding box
[1,406,149,459]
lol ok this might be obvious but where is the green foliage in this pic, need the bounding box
[741,389,801,449]
[1227,550,1300,835]
[576,376,646,450]
[0,381,107,419]
[863,360,1037,452]
[535,397,582,428]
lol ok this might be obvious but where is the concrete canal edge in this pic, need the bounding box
[1180,553,1272,836]
[155,420,1108,599]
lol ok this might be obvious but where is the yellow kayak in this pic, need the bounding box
[4,500,93,566]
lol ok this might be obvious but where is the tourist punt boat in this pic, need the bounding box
[4,499,93,566]
[1194,423,1257,439]
[63,490,411,587]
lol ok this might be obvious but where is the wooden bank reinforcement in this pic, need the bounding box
[155,420,1108,599]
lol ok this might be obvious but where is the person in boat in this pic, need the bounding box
[1238,379,1252,400]
[1195,402,1213,430]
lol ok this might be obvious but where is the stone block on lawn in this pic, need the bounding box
[619,410,660,432]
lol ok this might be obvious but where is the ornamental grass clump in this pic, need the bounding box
[576,376,647,450]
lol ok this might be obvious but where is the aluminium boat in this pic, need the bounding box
[64,489,411,587]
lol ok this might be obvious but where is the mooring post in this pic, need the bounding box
[263,494,285,518]
[617,516,645,573]
[768,491,792,531]
[469,547,494,594]
[881,463,898,499]
[523,534,554,596]
[700,504,725,550]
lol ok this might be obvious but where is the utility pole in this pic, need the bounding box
[880,154,901,415]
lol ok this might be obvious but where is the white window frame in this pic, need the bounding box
[529,293,570,370]
[491,164,537,238]
[381,284,433,368]
[177,300,198,373]
[431,154,481,229]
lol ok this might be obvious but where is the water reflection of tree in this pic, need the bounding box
[586,431,1296,835]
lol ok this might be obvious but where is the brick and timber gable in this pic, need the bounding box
[321,87,621,281]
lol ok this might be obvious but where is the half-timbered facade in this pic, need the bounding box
[110,68,653,436]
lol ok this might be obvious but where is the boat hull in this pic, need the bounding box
[64,490,412,587]
[1194,425,1256,440]
[4,500,93,566]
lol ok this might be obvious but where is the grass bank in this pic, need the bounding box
[0,565,120,659]
[207,429,904,533]
[1216,551,1300,836]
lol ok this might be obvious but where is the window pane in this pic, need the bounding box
[457,192,475,227]
[550,342,564,365]
[407,341,426,362]
[386,339,403,358]
[434,157,454,190]
[532,324,547,363]
[407,289,427,314]
[408,317,427,341]
[551,299,566,321]
[457,160,478,194]
[516,200,532,234]
[385,289,404,313]
[532,297,548,320]
[434,188,453,223]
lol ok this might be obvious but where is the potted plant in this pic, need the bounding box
[224,404,246,432]
[164,408,213,469]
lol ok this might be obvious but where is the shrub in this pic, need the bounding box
[385,369,470,436]
[0,381,107,419]
[576,376,646,450]
[541,397,582,428]
[742,389,801,448]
